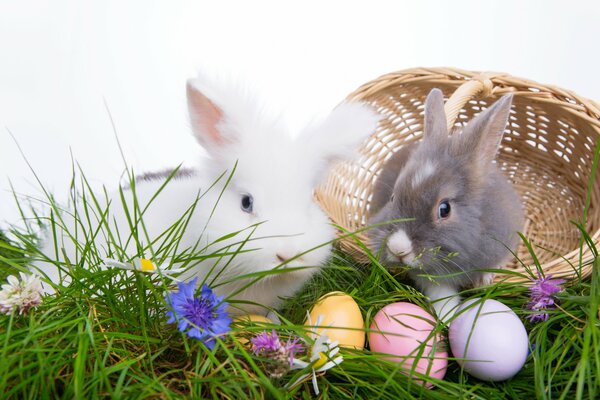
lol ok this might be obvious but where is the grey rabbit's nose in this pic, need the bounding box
[391,252,410,264]
[387,229,413,256]
[386,229,416,265]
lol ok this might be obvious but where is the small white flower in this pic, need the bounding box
[288,313,344,395]
[104,258,184,282]
[0,272,43,315]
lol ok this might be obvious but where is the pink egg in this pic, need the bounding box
[449,299,528,381]
[369,302,448,385]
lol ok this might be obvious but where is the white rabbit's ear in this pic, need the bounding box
[423,88,448,142]
[461,94,513,166]
[302,101,381,184]
[187,79,228,150]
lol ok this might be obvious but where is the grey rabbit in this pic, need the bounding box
[369,88,524,322]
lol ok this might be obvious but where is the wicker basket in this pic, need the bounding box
[316,67,600,284]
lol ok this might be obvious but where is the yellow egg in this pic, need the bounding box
[306,291,365,350]
[233,314,273,325]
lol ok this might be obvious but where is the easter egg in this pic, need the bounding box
[449,299,528,381]
[369,302,447,384]
[307,291,365,349]
[233,314,272,325]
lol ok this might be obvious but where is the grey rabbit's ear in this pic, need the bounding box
[423,88,448,141]
[460,94,513,166]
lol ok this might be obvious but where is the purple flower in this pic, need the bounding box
[251,329,283,353]
[165,277,232,349]
[530,272,565,298]
[526,271,565,323]
[285,337,304,366]
[251,330,305,378]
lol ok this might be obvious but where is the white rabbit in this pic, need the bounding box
[33,74,380,316]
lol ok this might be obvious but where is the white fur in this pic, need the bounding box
[423,284,461,324]
[34,74,381,316]
[411,161,436,188]
[386,229,415,264]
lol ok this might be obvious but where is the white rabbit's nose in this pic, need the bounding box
[387,229,415,264]
[276,253,303,264]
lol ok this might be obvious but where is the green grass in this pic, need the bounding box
[0,232,23,280]
[0,162,598,399]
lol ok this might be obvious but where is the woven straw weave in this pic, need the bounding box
[316,67,600,284]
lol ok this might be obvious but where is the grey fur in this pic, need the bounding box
[121,168,197,191]
[369,89,524,293]
[136,168,197,182]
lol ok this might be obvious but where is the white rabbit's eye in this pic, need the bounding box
[241,194,254,213]
[438,200,451,219]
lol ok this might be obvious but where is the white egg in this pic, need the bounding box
[449,299,529,381]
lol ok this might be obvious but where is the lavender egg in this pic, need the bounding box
[449,299,529,381]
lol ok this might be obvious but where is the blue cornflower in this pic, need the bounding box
[165,277,232,349]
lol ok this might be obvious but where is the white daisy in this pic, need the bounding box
[104,258,185,281]
[289,313,344,395]
[0,272,43,315]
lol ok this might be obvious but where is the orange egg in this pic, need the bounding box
[306,291,365,350]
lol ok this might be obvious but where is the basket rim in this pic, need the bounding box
[348,67,600,130]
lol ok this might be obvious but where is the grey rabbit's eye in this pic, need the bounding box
[241,194,254,213]
[390,193,395,203]
[438,200,451,219]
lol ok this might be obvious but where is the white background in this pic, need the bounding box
[1,0,599,230]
